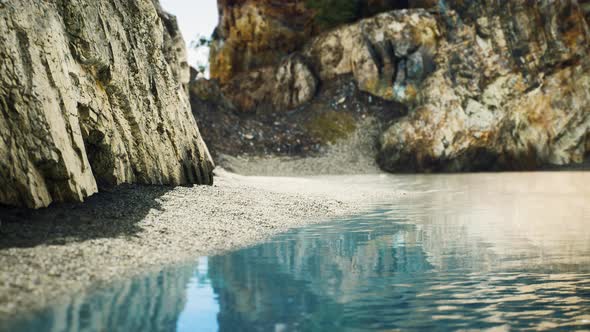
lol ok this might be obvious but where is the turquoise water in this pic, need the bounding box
[4,173,590,331]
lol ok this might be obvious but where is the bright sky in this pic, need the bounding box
[160,0,219,70]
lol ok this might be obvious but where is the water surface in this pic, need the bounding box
[4,172,590,331]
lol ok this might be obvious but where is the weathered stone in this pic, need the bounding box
[378,0,590,171]
[221,54,318,113]
[0,0,214,208]
[207,0,589,171]
[190,78,237,116]
[209,0,431,84]
[210,0,316,84]
[155,1,191,92]
[221,10,438,112]
[347,11,438,103]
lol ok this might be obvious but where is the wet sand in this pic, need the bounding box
[0,169,399,319]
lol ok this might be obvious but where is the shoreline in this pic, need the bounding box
[0,169,399,320]
[1,164,587,321]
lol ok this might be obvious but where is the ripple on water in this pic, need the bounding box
[3,172,590,331]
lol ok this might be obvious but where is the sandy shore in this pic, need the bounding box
[0,169,399,319]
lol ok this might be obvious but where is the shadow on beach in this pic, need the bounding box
[0,185,174,250]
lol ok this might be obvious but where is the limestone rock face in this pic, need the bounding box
[0,0,214,208]
[155,1,192,92]
[204,0,589,171]
[378,1,590,171]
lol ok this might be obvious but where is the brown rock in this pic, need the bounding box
[207,0,589,172]
[210,0,315,84]
[222,10,438,112]
[378,0,590,171]
[221,54,318,113]
[210,0,436,84]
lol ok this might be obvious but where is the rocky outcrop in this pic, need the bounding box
[222,54,318,113]
[210,0,315,84]
[155,1,192,92]
[303,10,438,104]
[0,0,214,208]
[378,1,590,171]
[210,0,424,84]
[217,10,437,113]
[207,0,590,172]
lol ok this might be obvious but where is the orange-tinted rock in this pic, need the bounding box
[210,0,434,84]
[204,0,590,171]
[378,0,590,171]
[219,10,438,113]
[210,0,314,84]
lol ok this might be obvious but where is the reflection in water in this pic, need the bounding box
[3,172,590,331]
[3,266,194,332]
[209,215,436,332]
[208,212,590,331]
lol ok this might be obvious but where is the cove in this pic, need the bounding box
[3,172,590,332]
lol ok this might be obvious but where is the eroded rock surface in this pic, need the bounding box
[206,0,589,172]
[0,0,214,208]
[378,1,590,171]
[210,0,315,84]
[210,0,422,84]
[222,54,318,113]
[218,10,437,113]
[303,10,438,104]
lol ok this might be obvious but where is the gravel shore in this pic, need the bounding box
[0,169,399,319]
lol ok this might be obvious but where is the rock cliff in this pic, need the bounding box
[210,0,419,85]
[0,0,214,208]
[203,0,589,172]
[378,0,590,171]
[218,9,439,113]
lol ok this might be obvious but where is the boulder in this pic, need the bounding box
[222,10,437,112]
[206,0,589,171]
[210,0,427,84]
[378,0,590,171]
[303,10,439,104]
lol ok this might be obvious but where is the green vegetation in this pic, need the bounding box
[305,111,357,144]
[306,0,361,28]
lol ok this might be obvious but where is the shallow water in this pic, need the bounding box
[4,172,590,331]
